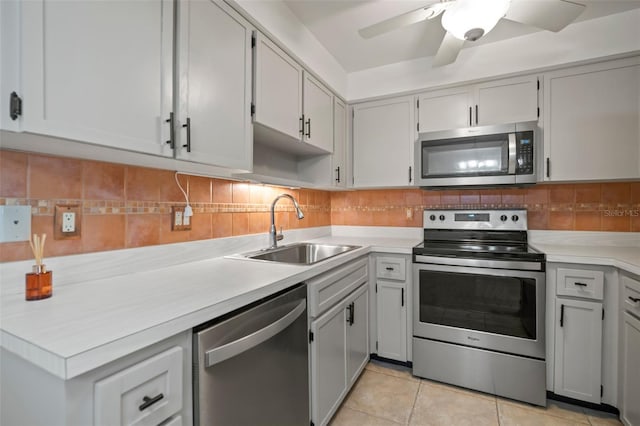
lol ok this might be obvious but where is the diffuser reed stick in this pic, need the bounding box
[29,233,46,268]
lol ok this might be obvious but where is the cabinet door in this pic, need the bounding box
[303,72,333,153]
[333,98,347,188]
[253,33,303,141]
[353,96,415,187]
[474,75,539,126]
[310,300,348,426]
[417,88,472,132]
[376,281,407,362]
[175,0,252,170]
[621,312,640,426]
[544,59,640,181]
[16,0,174,156]
[554,298,603,403]
[347,285,369,386]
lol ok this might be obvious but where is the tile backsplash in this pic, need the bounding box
[1,149,638,262]
[331,184,640,232]
[0,150,330,261]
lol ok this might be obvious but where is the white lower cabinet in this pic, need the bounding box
[553,298,603,403]
[621,274,640,426]
[621,313,640,426]
[94,346,183,426]
[310,274,369,426]
[376,281,407,362]
[373,255,409,363]
[0,331,192,426]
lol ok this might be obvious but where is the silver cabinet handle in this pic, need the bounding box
[205,299,305,368]
[508,133,516,174]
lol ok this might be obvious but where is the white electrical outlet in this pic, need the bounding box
[183,214,190,226]
[62,211,76,233]
[174,211,183,226]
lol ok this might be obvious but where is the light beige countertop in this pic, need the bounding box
[0,232,418,380]
[2,226,638,381]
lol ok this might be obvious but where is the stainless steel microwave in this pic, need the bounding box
[414,122,539,188]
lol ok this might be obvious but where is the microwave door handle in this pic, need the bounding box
[508,133,516,174]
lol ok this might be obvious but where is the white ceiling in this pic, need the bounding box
[283,0,640,73]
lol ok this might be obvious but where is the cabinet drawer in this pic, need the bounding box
[556,268,604,300]
[308,257,368,318]
[94,346,183,426]
[376,256,406,281]
[622,275,640,317]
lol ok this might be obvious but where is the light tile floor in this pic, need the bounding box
[330,361,622,426]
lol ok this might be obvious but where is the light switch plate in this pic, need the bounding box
[0,205,31,243]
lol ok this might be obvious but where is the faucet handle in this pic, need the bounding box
[276,226,284,242]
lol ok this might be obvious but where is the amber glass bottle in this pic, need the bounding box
[25,264,52,301]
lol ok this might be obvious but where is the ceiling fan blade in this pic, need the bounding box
[504,0,586,32]
[359,5,435,39]
[432,31,465,67]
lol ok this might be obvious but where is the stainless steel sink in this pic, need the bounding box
[244,242,360,265]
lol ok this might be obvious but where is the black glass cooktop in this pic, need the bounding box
[413,229,545,262]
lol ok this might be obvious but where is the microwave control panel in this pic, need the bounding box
[515,131,534,175]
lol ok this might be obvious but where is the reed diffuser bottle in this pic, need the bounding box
[26,233,52,300]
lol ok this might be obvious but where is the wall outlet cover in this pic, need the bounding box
[54,205,81,240]
[0,206,31,243]
[171,206,191,231]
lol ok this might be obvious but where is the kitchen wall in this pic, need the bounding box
[331,184,640,232]
[1,149,638,262]
[0,150,331,262]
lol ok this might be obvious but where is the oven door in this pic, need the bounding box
[413,260,545,359]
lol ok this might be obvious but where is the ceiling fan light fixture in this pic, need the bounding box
[442,0,511,41]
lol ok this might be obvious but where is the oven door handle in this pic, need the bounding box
[205,300,306,368]
[508,132,516,174]
[414,255,543,271]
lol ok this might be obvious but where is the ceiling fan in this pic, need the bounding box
[359,0,586,67]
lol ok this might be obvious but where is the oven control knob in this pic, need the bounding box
[512,215,519,222]
[500,215,508,222]
[429,214,436,221]
[439,215,445,221]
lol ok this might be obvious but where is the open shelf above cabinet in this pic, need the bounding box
[254,124,332,157]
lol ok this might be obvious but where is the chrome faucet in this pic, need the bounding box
[269,194,304,249]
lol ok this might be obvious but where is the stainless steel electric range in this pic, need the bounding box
[412,209,547,406]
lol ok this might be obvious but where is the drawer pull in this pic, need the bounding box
[139,393,164,411]
[629,296,640,303]
[385,267,394,271]
[574,282,588,287]
[560,304,565,327]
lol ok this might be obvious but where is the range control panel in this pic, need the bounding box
[423,209,528,231]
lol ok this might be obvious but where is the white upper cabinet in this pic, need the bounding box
[333,98,347,188]
[474,76,539,126]
[352,96,416,188]
[416,75,539,132]
[253,33,303,143]
[303,73,334,154]
[252,32,333,155]
[4,0,174,157]
[175,0,253,171]
[417,87,472,133]
[543,58,640,181]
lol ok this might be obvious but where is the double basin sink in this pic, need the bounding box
[243,242,360,265]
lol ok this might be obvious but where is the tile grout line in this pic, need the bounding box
[495,397,502,426]
[406,379,423,425]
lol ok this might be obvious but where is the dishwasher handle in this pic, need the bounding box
[205,299,306,368]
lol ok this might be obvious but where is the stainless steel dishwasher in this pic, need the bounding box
[193,283,309,425]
